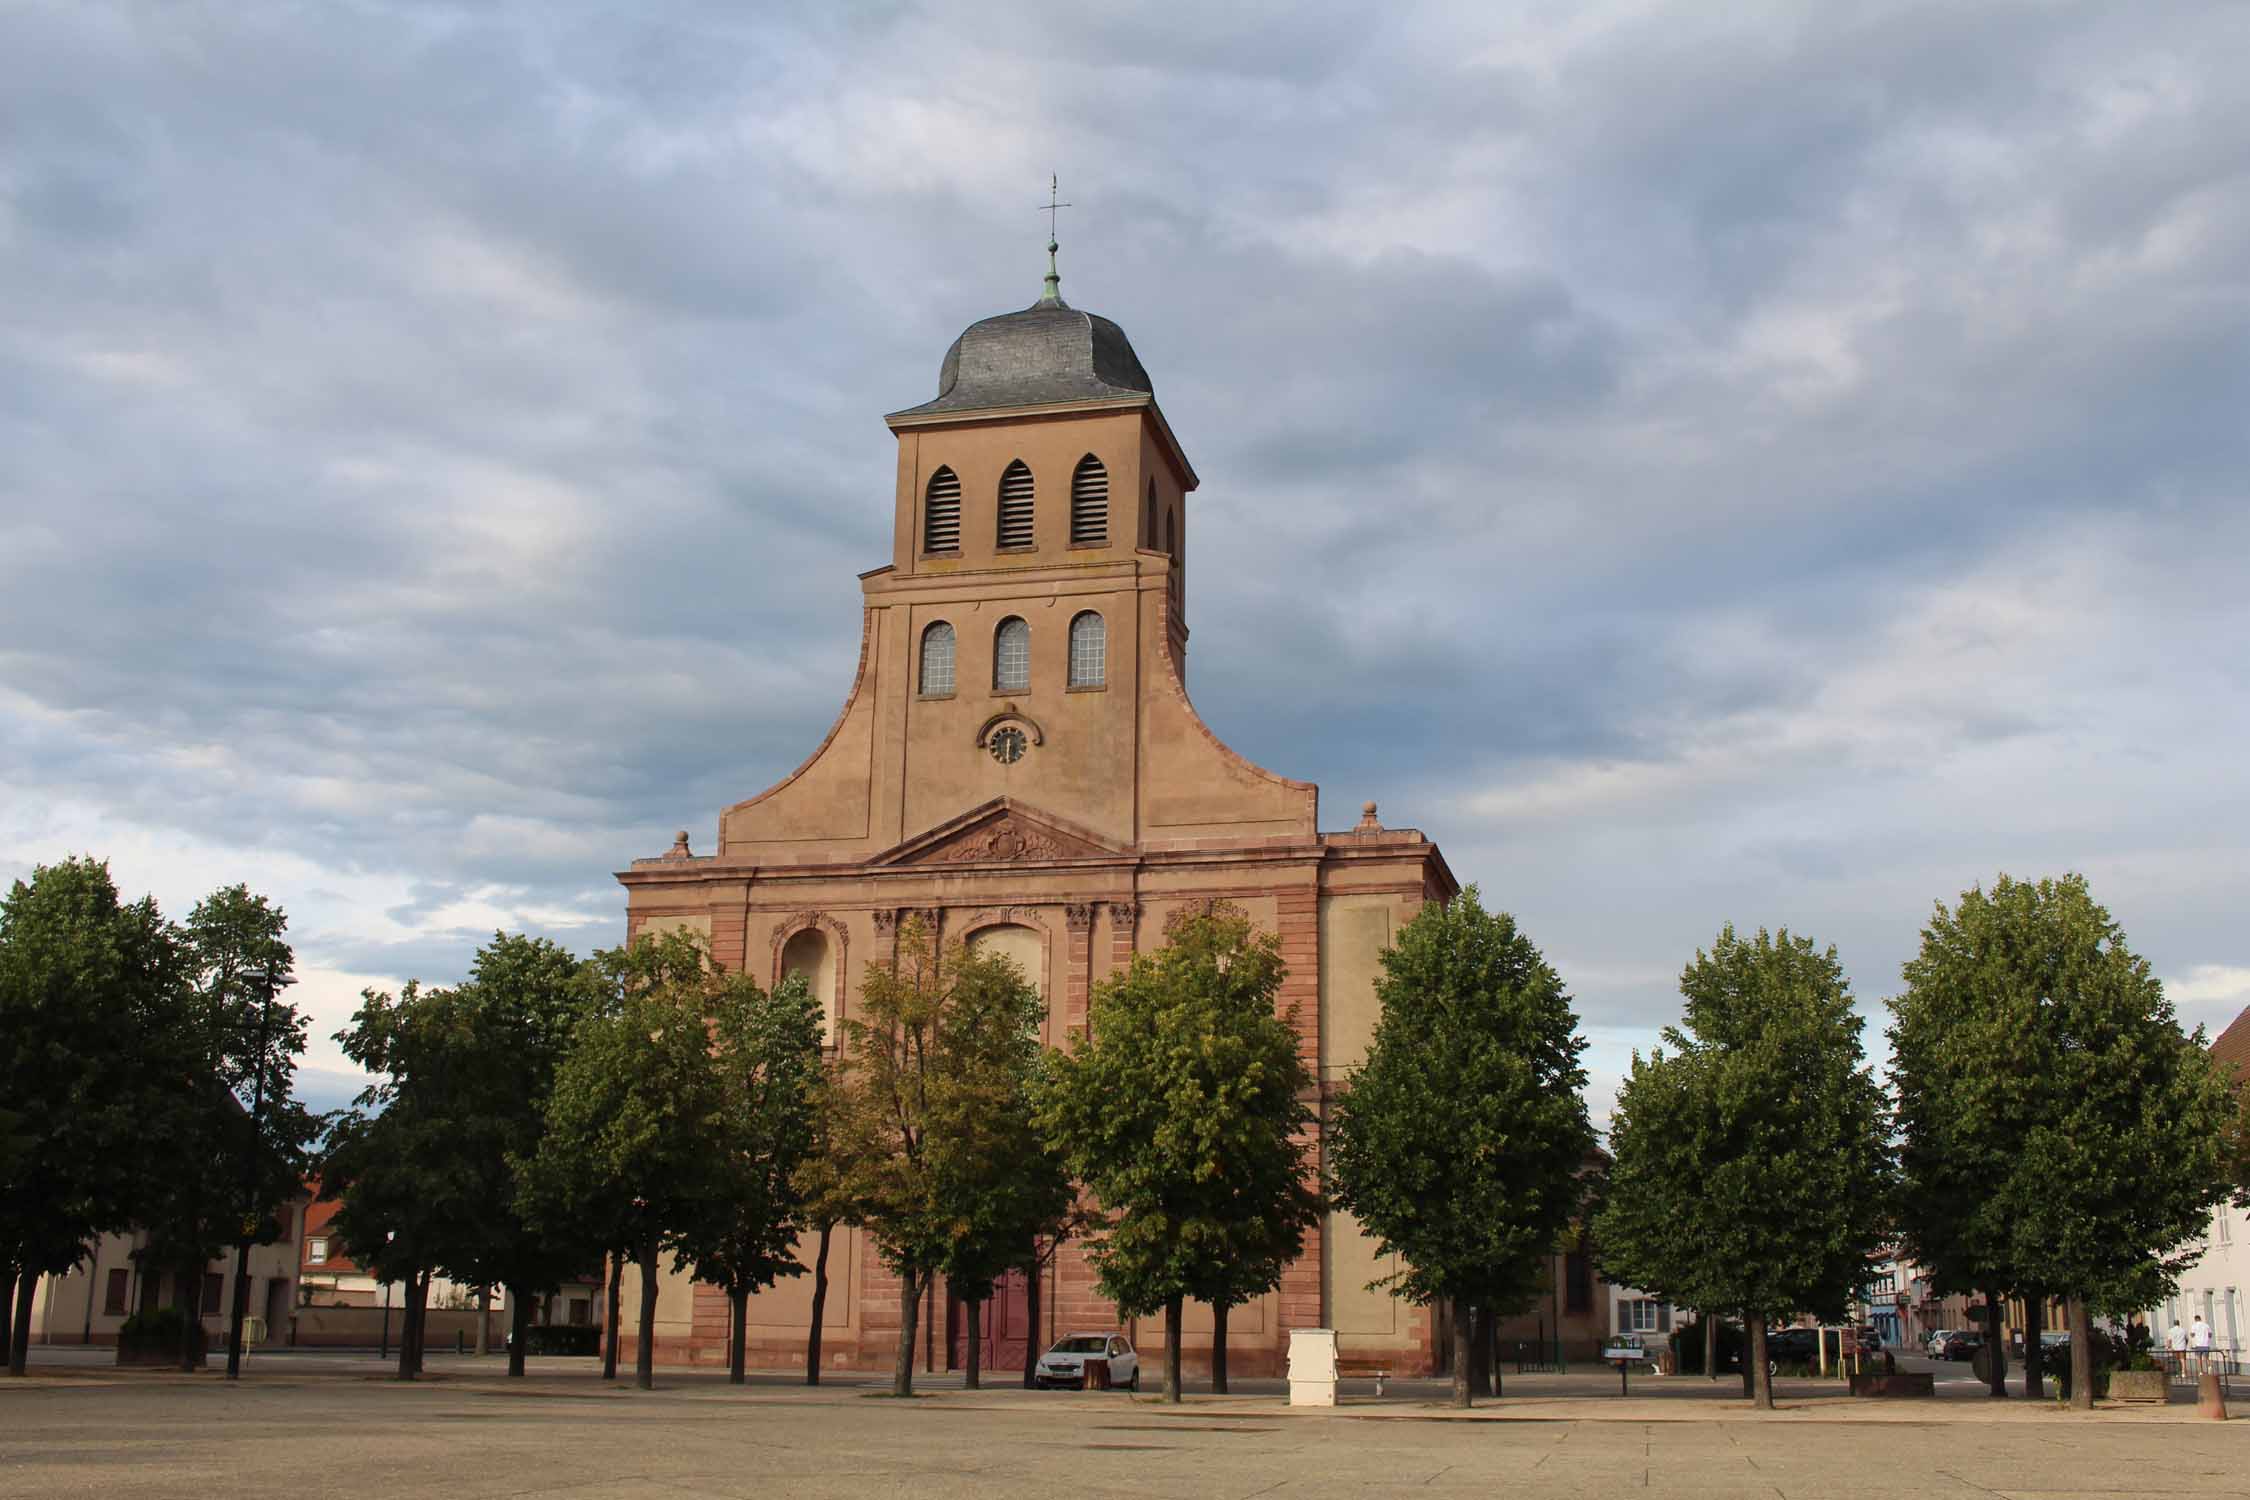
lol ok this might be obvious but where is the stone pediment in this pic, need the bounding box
[869,798,1125,867]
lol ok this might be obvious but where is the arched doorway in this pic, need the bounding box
[949,918,1045,1373]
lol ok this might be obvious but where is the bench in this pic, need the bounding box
[1335,1356,1393,1395]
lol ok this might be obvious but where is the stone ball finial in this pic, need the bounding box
[1356,800,1383,831]
[666,830,692,859]
[1362,801,1378,817]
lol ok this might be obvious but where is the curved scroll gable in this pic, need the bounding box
[720,608,877,852]
[1142,613,1319,836]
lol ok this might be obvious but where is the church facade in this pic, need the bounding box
[614,260,1456,1379]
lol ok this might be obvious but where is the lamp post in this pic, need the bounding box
[225,966,280,1381]
[380,1232,396,1361]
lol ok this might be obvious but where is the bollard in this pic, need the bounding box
[2198,1373,2227,1419]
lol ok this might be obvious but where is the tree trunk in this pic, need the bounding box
[2068,1295,2094,1411]
[475,1285,489,1357]
[507,1284,529,1378]
[964,1293,982,1390]
[1704,1312,1718,1382]
[1982,1289,2007,1398]
[1740,1308,1755,1398]
[635,1236,658,1391]
[0,1265,14,1374]
[1164,1294,1184,1404]
[806,1221,831,1386]
[891,1270,920,1397]
[2021,1284,2044,1399]
[1484,1303,1502,1398]
[7,1270,32,1376]
[1212,1300,1230,1395]
[729,1286,748,1385]
[1468,1303,1491,1397]
[1748,1321,1773,1410]
[395,1273,418,1380]
[1021,1256,1041,1390]
[1451,1297,1474,1408]
[603,1249,622,1381]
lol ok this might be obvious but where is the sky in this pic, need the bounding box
[3,1,2246,1120]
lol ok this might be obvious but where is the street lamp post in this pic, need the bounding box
[225,967,280,1381]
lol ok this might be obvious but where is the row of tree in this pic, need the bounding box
[1,858,321,1377]
[1595,874,2240,1412]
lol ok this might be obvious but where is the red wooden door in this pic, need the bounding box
[951,1270,1033,1372]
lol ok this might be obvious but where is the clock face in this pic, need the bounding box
[989,726,1028,764]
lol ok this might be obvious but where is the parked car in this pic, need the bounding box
[1925,1328,1958,1357]
[1034,1332,1139,1391]
[1935,1331,1983,1361]
[1764,1327,1820,1371]
[1855,1326,1883,1355]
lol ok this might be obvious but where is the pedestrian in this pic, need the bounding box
[2168,1319,2189,1377]
[2191,1313,2213,1375]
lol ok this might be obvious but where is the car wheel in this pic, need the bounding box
[1128,1372,1139,1391]
[1768,1358,1778,1377]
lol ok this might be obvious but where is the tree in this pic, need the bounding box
[820,918,1048,1397]
[0,858,186,1377]
[417,933,605,1376]
[671,972,826,1385]
[517,929,734,1390]
[1614,926,1889,1409]
[1892,874,2233,1411]
[789,1080,856,1387]
[137,886,322,1376]
[1329,889,1593,1408]
[1039,905,1320,1404]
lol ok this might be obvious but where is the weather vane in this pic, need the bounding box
[1038,174,1071,304]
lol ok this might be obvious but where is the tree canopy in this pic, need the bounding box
[1329,888,1593,1407]
[1038,904,1320,1403]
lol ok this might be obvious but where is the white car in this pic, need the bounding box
[1925,1329,1955,1357]
[1035,1332,1139,1390]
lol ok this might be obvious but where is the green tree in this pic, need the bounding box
[1892,874,2233,1410]
[789,1078,856,1387]
[671,972,826,1385]
[422,933,604,1375]
[1329,889,1593,1408]
[516,929,733,1390]
[137,886,322,1375]
[0,858,187,1377]
[1039,905,1320,1404]
[1620,926,1889,1409]
[821,919,1048,1396]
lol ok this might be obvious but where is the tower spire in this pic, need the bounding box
[1038,173,1070,307]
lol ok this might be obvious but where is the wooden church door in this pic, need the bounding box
[950,1269,1033,1371]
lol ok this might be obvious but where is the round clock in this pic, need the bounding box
[989,726,1028,764]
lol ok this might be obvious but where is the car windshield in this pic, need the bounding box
[1051,1337,1108,1353]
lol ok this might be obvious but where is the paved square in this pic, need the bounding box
[5,1353,2248,1498]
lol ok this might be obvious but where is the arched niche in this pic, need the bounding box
[957,910,1052,1009]
[770,911,849,1042]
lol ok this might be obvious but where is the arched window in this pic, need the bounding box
[1070,455,1108,545]
[923,467,961,553]
[997,460,1034,549]
[993,617,1030,692]
[919,620,955,696]
[1068,611,1105,687]
[1145,481,1158,546]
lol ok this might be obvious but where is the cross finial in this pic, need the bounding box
[1038,173,1071,306]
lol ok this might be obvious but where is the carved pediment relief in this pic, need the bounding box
[869,797,1125,867]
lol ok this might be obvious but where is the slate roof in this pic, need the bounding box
[890,297,1153,419]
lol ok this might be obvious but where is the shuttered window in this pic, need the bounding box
[919,621,955,696]
[923,467,961,553]
[1070,455,1108,545]
[997,460,1034,549]
[1068,611,1105,687]
[993,617,1030,692]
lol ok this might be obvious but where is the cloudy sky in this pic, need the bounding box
[4,1,2245,1117]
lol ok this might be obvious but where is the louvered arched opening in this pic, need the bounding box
[1145,481,1159,547]
[1070,455,1108,545]
[997,460,1035,549]
[923,467,961,553]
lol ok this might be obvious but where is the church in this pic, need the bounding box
[613,246,1457,1379]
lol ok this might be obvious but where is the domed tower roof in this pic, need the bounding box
[888,243,1153,419]
[889,299,1152,419]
